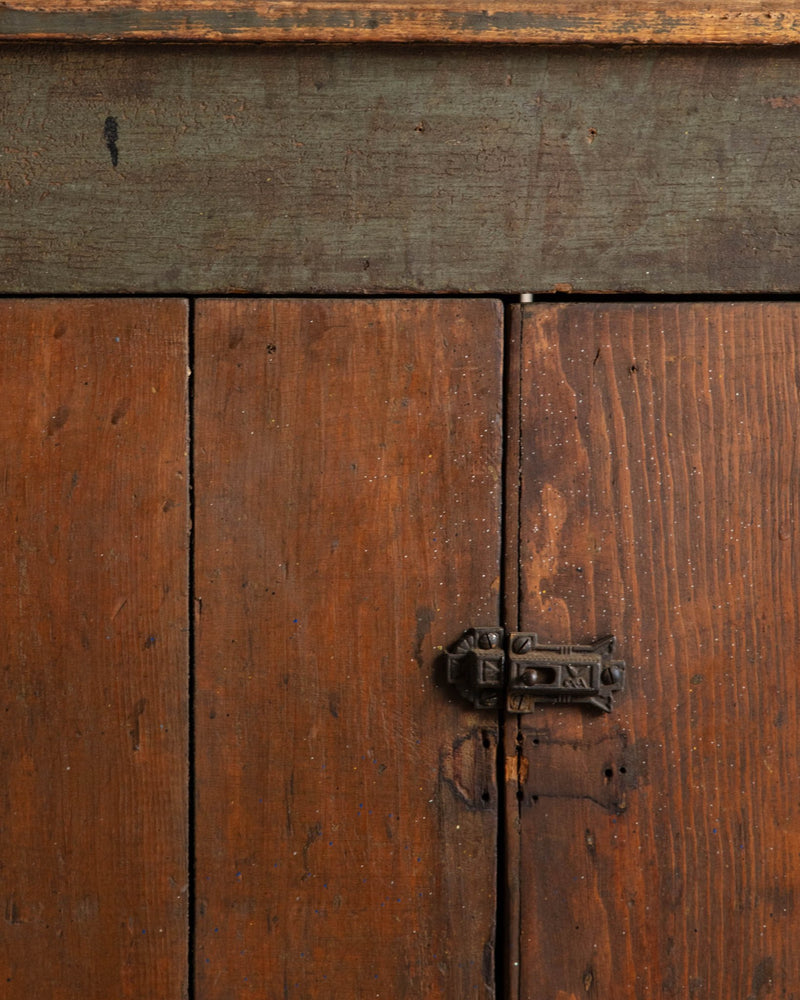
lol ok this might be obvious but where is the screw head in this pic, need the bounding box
[479,630,501,650]
[601,666,623,686]
[512,635,533,654]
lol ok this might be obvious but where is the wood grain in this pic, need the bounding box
[0,299,189,998]
[193,299,503,998]
[515,302,800,997]
[6,46,800,295]
[2,0,800,44]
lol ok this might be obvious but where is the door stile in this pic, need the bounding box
[512,300,800,997]
[0,299,191,999]
[192,297,504,998]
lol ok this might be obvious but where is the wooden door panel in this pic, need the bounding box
[0,299,189,998]
[513,302,800,997]
[194,299,503,998]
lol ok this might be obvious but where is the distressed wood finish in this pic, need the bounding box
[515,302,800,997]
[7,45,800,295]
[2,0,800,44]
[0,300,189,998]
[193,299,503,998]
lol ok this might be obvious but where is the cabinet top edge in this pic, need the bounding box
[3,1,800,46]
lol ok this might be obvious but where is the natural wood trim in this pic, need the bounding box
[3,0,800,44]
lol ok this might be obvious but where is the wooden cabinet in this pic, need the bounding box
[6,296,800,997]
[3,30,800,1000]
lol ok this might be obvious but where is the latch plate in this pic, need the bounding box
[445,627,505,709]
[446,628,626,713]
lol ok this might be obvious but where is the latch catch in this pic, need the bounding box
[446,628,625,713]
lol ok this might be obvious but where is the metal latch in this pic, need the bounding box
[446,627,625,713]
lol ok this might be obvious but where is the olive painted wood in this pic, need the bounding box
[5,46,800,295]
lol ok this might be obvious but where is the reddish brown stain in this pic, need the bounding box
[764,95,800,108]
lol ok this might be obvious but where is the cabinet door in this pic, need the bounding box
[0,300,189,998]
[193,298,504,997]
[511,302,800,997]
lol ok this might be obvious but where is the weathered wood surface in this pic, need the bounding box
[0,300,189,998]
[515,302,800,997]
[5,46,800,294]
[193,298,503,998]
[2,0,800,44]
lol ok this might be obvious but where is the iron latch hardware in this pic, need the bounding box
[446,628,625,713]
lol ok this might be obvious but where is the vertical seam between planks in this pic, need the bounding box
[498,300,525,1000]
[513,303,525,1000]
[495,304,509,1000]
[186,297,197,1000]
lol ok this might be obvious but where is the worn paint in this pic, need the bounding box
[6,45,800,293]
[2,1,800,43]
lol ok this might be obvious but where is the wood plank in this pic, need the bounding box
[515,302,800,997]
[193,299,503,998]
[6,45,800,295]
[0,299,189,998]
[2,0,800,44]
